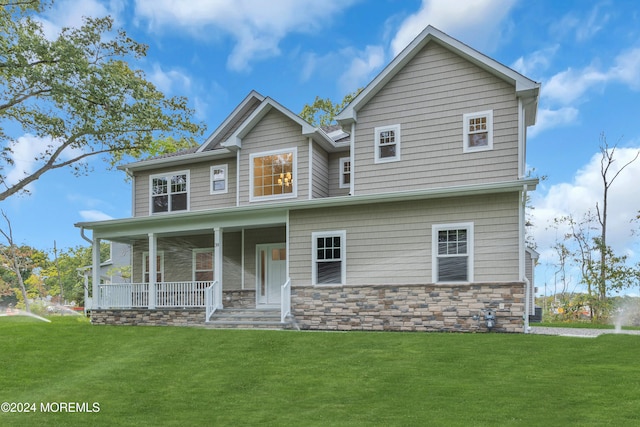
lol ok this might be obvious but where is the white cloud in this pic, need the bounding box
[5,135,84,194]
[530,146,640,268]
[528,107,579,138]
[133,0,356,72]
[79,210,114,222]
[36,0,125,39]
[148,63,192,94]
[551,4,610,43]
[338,45,386,94]
[511,45,559,78]
[390,0,517,57]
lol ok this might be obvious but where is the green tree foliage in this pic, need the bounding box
[299,89,362,127]
[0,0,204,201]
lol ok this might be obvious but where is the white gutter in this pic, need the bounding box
[520,183,529,333]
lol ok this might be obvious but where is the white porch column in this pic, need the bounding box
[92,237,101,309]
[148,233,157,309]
[214,227,223,308]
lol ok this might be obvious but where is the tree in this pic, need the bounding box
[299,89,362,127]
[0,0,203,201]
[551,135,640,320]
[0,211,48,311]
[594,134,639,303]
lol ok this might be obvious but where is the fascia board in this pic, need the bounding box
[222,97,335,150]
[197,90,265,153]
[76,178,538,238]
[336,25,540,125]
[117,148,235,172]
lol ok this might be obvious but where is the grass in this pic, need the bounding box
[1,316,639,426]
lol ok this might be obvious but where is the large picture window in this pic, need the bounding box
[432,223,474,283]
[312,230,346,285]
[250,148,297,201]
[150,171,189,214]
[463,110,493,152]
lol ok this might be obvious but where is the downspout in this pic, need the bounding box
[517,98,525,178]
[80,227,92,244]
[520,184,530,333]
[349,122,355,196]
[308,137,313,200]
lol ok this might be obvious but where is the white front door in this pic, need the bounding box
[256,244,286,306]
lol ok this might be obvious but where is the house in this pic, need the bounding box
[75,25,540,332]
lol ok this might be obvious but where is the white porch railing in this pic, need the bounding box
[97,282,212,309]
[281,278,291,323]
[205,280,221,322]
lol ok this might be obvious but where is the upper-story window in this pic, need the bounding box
[339,157,351,189]
[210,165,228,194]
[463,110,493,153]
[150,171,189,214]
[374,124,401,163]
[250,148,297,201]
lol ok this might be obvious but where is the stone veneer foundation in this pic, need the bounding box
[291,282,525,333]
[91,284,525,332]
[90,289,256,326]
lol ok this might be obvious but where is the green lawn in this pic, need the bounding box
[0,316,639,426]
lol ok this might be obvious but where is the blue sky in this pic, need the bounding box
[2,0,640,294]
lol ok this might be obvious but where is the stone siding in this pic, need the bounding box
[291,282,525,333]
[91,289,257,326]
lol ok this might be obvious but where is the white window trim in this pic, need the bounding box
[312,230,346,285]
[374,124,401,163]
[463,110,493,153]
[431,222,474,283]
[339,157,351,189]
[249,147,298,202]
[210,164,228,195]
[142,251,165,283]
[149,170,190,215]
[192,248,214,281]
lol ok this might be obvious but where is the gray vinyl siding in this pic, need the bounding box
[329,152,350,197]
[131,232,242,289]
[311,141,329,198]
[354,41,519,195]
[238,109,309,205]
[133,160,236,217]
[289,192,520,286]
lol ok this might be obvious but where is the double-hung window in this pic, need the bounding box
[193,249,214,281]
[143,252,164,283]
[463,110,493,152]
[374,124,401,163]
[250,148,297,201]
[150,171,189,214]
[432,223,474,283]
[210,165,228,194]
[339,157,351,189]
[312,230,346,285]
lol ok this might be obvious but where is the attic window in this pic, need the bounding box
[374,124,401,163]
[463,110,493,152]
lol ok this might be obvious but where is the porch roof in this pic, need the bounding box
[75,178,538,242]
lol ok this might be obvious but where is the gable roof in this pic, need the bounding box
[198,90,265,152]
[335,25,540,127]
[222,96,337,151]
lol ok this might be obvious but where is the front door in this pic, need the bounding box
[256,244,286,306]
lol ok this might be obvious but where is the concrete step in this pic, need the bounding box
[205,308,292,329]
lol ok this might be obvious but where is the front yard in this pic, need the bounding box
[0,316,638,426]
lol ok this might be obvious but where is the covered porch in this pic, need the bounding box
[77,207,293,326]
